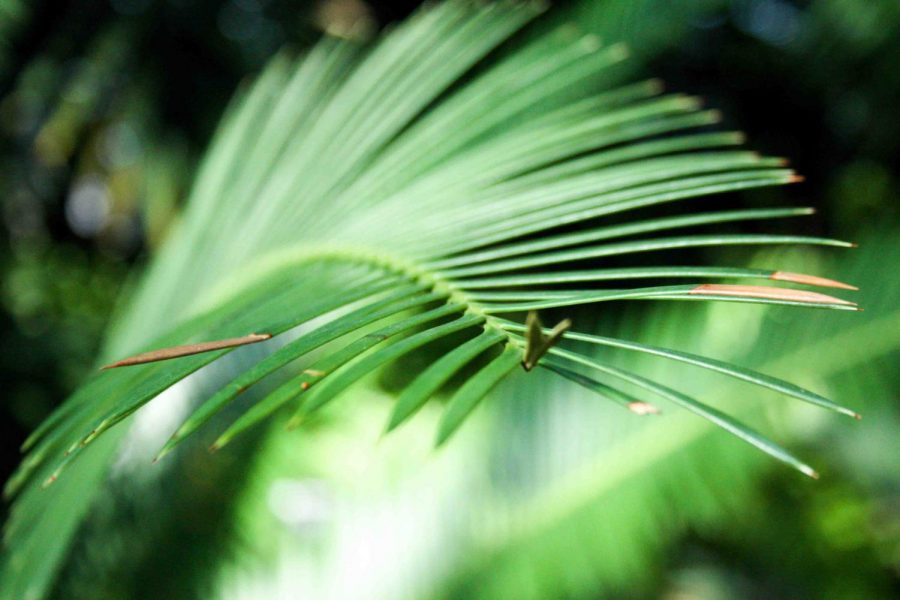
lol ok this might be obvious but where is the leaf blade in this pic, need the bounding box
[386,329,506,433]
[436,345,521,446]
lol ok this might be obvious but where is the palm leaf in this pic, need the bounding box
[433,233,896,599]
[0,1,859,596]
[210,232,894,600]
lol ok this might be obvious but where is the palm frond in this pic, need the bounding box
[434,234,897,599]
[1,1,859,596]
[210,232,895,600]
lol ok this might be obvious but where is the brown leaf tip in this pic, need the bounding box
[770,271,859,291]
[101,332,274,370]
[689,284,856,306]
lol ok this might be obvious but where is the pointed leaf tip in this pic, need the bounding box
[770,271,858,290]
[153,441,176,463]
[689,284,856,307]
[101,333,272,369]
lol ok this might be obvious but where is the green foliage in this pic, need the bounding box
[0,1,864,597]
[433,229,898,600]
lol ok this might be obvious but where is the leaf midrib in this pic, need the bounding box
[185,242,514,347]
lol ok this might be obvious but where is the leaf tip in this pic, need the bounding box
[685,95,705,110]
[154,442,176,463]
[579,34,602,53]
[770,271,859,290]
[383,414,401,435]
[434,430,451,449]
[689,284,856,307]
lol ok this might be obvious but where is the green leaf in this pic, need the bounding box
[155,283,437,459]
[295,313,486,419]
[502,320,857,417]
[477,283,858,313]
[386,329,506,433]
[428,206,813,270]
[546,346,819,478]
[436,345,522,446]
[213,302,469,449]
[442,233,852,278]
[540,357,660,414]
[1,2,862,596]
[453,265,854,289]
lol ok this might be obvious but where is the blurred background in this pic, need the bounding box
[0,0,897,598]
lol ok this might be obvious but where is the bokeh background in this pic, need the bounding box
[0,0,897,598]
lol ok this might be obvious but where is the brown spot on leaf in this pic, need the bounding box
[628,402,660,415]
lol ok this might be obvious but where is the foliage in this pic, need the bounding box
[0,1,878,598]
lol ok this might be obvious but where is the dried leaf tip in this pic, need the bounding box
[522,311,571,371]
[689,284,857,307]
[770,271,859,291]
[101,333,272,369]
